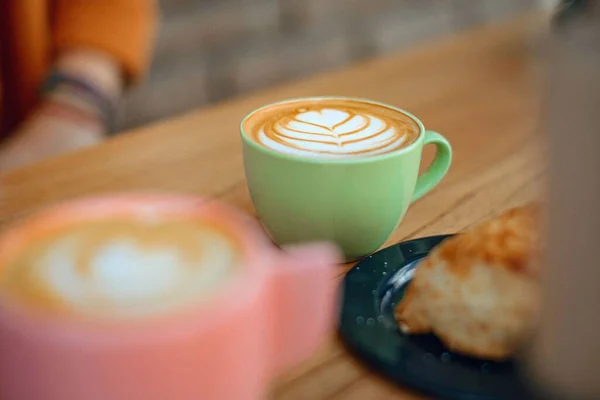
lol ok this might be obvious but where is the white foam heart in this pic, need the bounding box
[90,240,185,303]
[33,231,238,318]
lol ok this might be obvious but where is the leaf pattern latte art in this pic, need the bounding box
[253,104,419,158]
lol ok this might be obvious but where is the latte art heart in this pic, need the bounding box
[0,218,240,318]
[244,99,420,158]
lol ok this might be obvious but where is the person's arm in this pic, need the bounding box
[0,0,158,171]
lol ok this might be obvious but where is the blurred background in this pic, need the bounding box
[116,0,552,132]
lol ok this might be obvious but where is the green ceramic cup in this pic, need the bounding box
[240,97,452,261]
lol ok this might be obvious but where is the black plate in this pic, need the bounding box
[338,235,532,400]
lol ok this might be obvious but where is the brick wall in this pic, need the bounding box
[115,0,541,131]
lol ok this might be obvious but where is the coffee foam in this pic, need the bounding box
[244,99,420,158]
[0,218,240,319]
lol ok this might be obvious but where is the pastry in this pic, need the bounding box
[395,204,542,360]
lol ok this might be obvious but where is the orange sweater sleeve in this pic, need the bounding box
[52,0,158,82]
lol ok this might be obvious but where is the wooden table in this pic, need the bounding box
[0,14,546,400]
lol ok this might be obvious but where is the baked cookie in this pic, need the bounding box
[395,204,542,360]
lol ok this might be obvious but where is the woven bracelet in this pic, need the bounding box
[40,70,117,132]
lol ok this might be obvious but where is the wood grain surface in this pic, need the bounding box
[0,13,546,399]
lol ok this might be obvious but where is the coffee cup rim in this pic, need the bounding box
[0,193,269,334]
[239,96,426,164]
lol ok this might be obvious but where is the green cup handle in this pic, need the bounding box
[411,130,452,202]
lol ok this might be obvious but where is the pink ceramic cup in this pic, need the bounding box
[0,194,341,400]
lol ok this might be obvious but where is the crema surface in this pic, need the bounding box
[0,218,240,319]
[244,99,420,158]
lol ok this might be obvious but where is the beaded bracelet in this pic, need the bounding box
[39,70,117,132]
